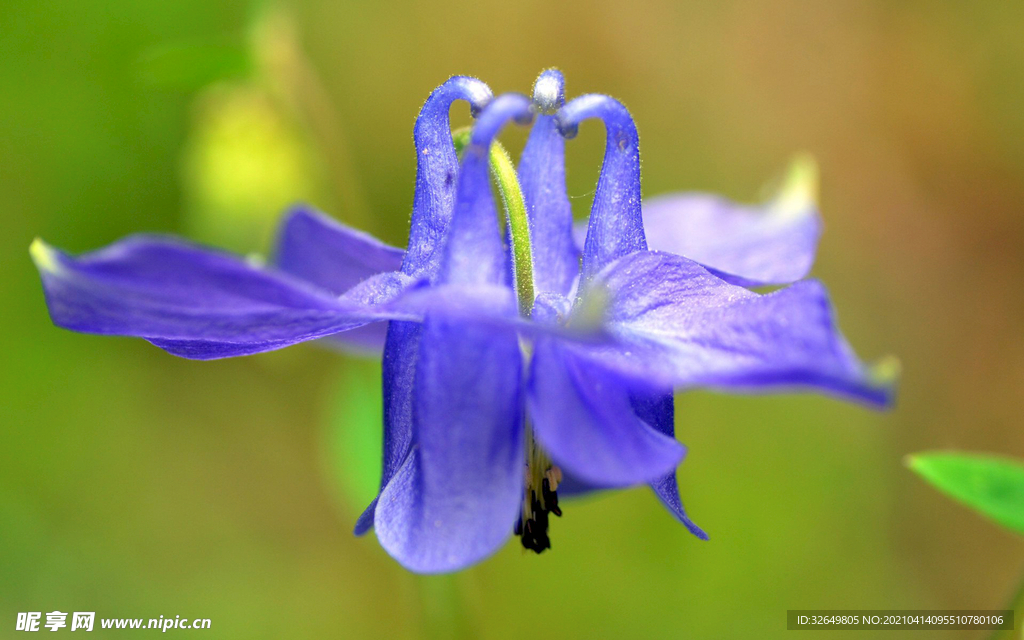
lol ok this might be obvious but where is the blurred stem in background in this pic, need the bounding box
[417,575,477,640]
[988,569,1024,640]
[322,362,480,638]
[252,6,370,224]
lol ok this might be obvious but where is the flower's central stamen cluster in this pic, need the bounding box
[515,424,562,553]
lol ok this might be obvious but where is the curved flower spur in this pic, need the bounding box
[31,70,897,574]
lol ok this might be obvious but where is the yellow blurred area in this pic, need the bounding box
[2,1,1023,637]
[181,84,324,253]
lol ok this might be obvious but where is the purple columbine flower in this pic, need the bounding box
[357,71,896,572]
[31,70,896,574]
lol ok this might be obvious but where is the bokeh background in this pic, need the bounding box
[3,1,1023,638]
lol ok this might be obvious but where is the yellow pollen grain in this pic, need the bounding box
[545,467,562,492]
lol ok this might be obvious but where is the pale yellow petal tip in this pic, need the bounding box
[29,238,60,273]
[774,153,819,217]
[869,354,902,387]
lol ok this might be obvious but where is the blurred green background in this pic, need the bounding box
[3,1,1023,638]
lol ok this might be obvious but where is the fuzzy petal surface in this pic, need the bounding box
[32,236,416,359]
[374,316,523,573]
[528,337,686,487]
[571,251,895,406]
[638,192,820,286]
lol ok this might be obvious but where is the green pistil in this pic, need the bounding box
[452,128,535,317]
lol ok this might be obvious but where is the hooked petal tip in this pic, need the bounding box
[420,76,493,123]
[461,78,493,117]
[555,117,579,139]
[555,93,635,141]
[469,93,534,149]
[532,69,565,115]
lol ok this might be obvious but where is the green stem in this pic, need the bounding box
[417,575,475,640]
[987,566,1024,640]
[452,128,535,316]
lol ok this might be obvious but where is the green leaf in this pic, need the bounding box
[907,452,1024,535]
